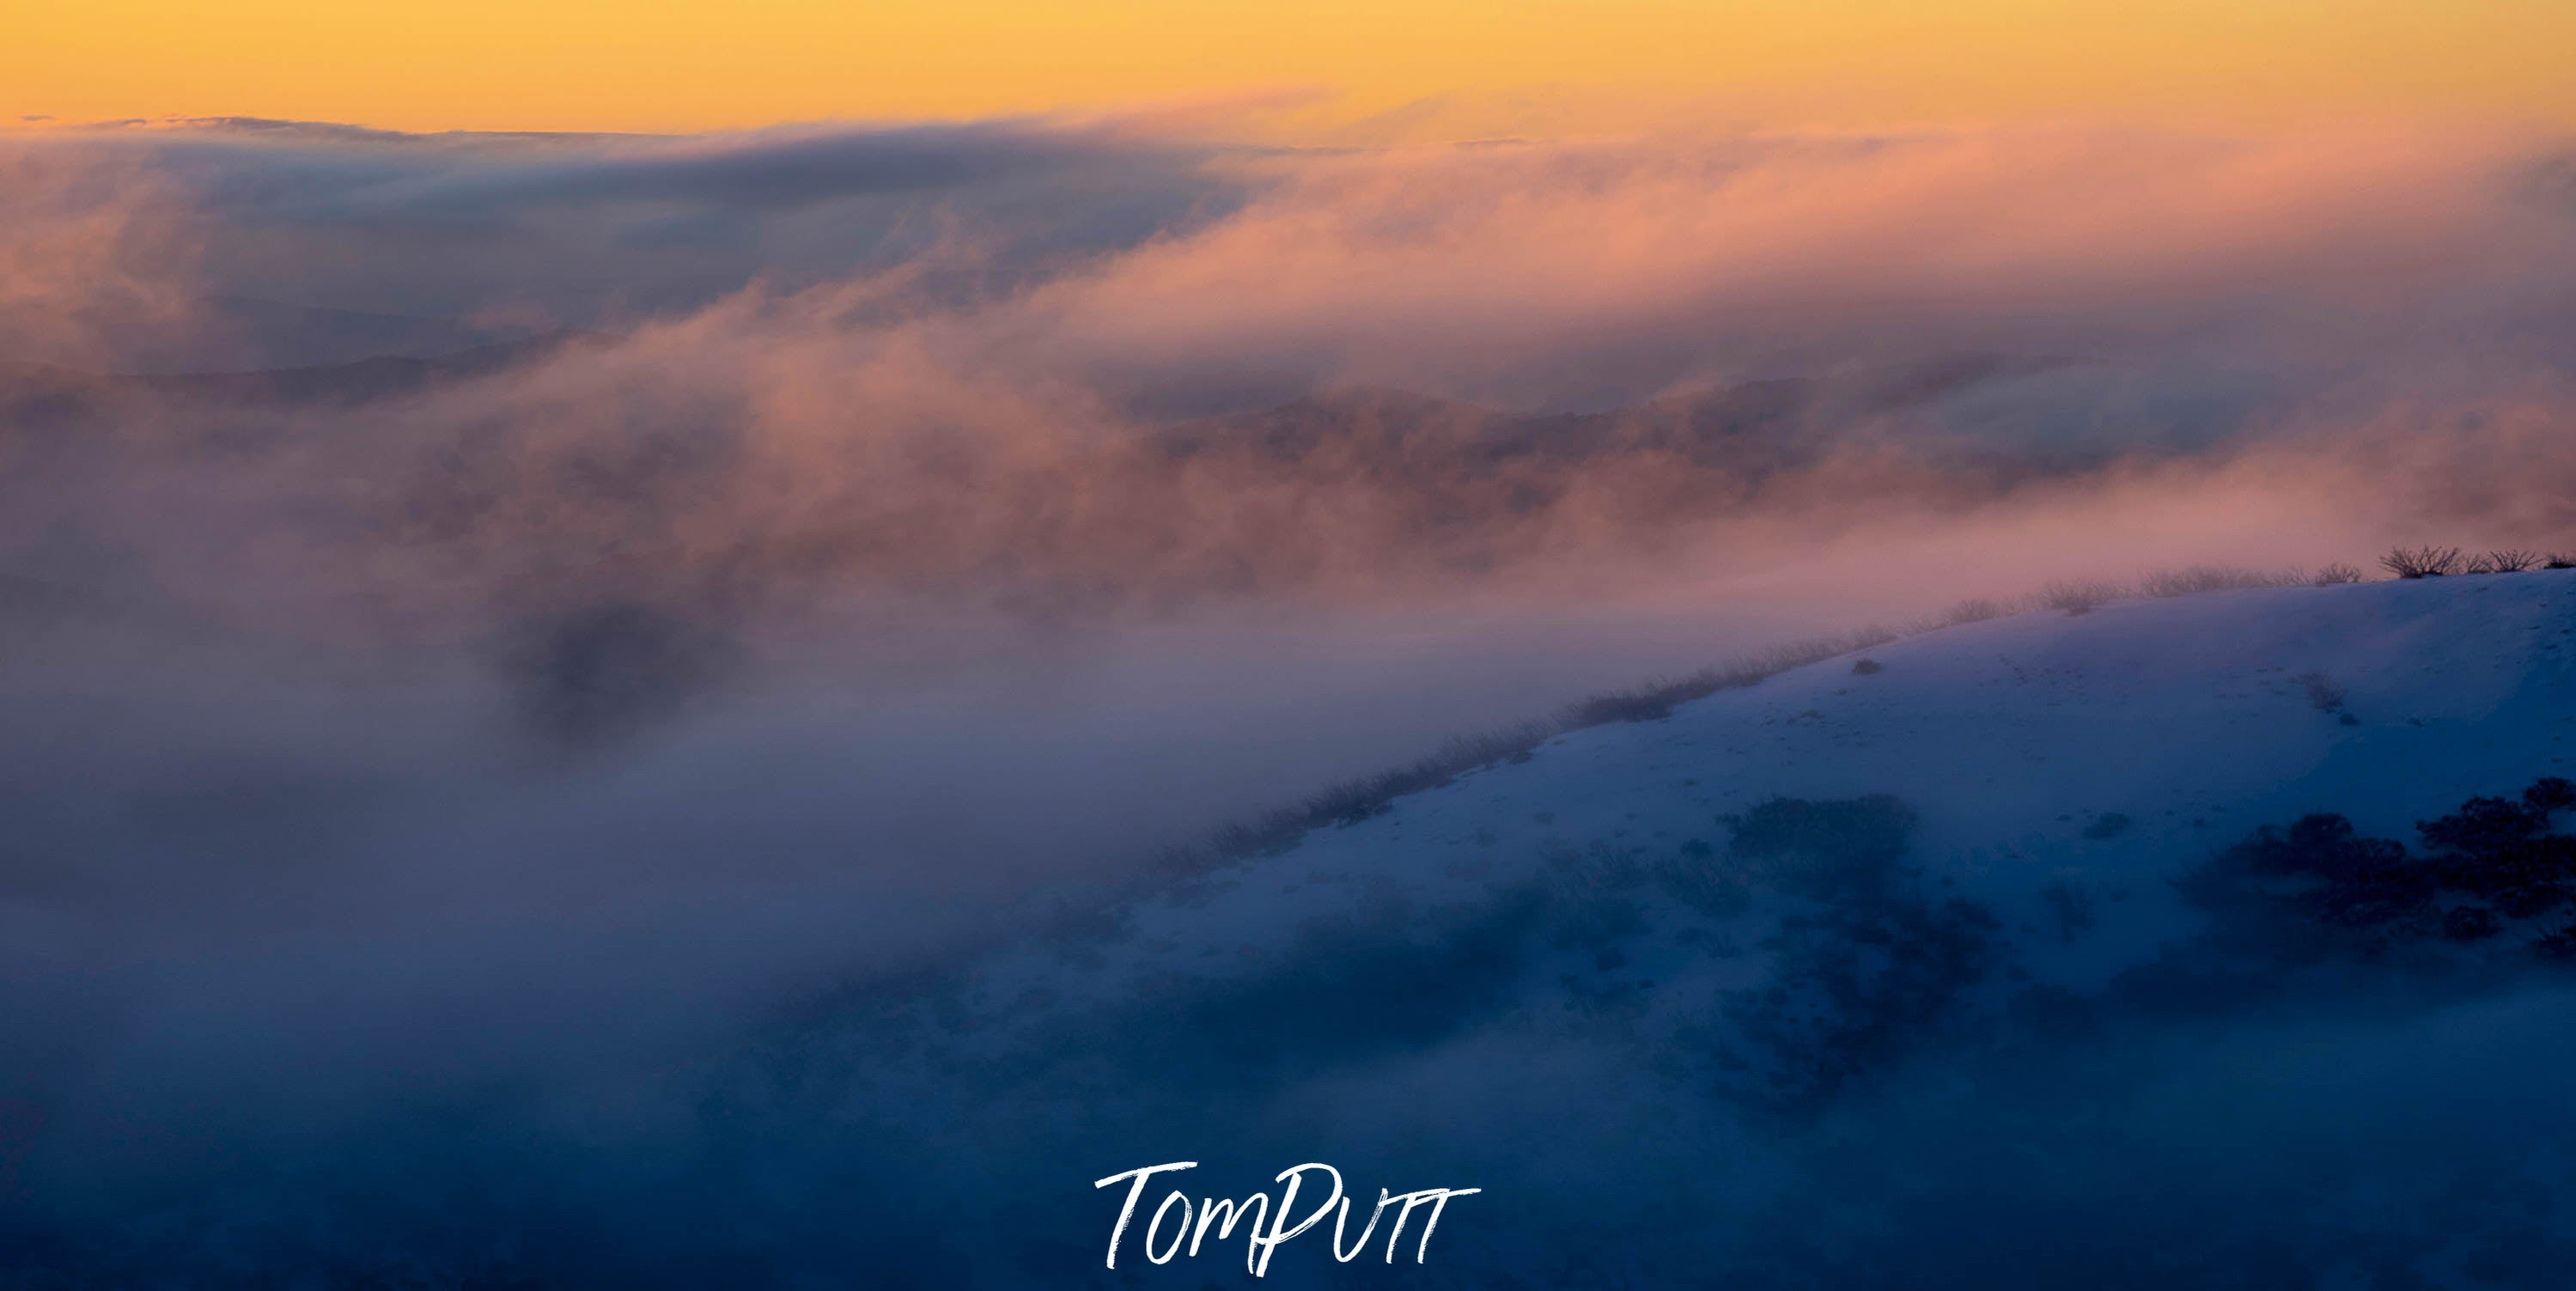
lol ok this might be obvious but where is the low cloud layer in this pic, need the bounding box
[5,113,2576,1284]
[9,113,2576,924]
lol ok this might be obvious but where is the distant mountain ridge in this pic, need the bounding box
[0,347,2098,624]
[0,295,550,376]
[1159,352,2067,472]
[0,331,599,425]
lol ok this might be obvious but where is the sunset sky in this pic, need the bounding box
[13,0,2576,137]
[19,3,2576,1288]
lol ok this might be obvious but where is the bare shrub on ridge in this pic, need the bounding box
[1934,598,2006,627]
[2137,566,2293,598]
[2467,550,2544,574]
[2037,579,2125,616]
[2380,545,2464,579]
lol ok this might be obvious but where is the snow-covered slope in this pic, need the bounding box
[972,569,2576,1003]
[798,571,2576,1288]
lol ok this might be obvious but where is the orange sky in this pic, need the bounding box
[9,0,2576,137]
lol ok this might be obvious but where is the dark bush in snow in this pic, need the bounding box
[2186,778,2576,953]
[1660,795,2002,1115]
[1723,794,1917,903]
[2080,812,2134,840]
[2442,905,2502,941]
[2293,670,2348,715]
[2539,921,2576,960]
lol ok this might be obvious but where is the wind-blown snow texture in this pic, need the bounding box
[14,572,2576,1288]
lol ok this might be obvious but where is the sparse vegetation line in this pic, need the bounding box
[2378,545,2575,579]
[1127,551,2572,897]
